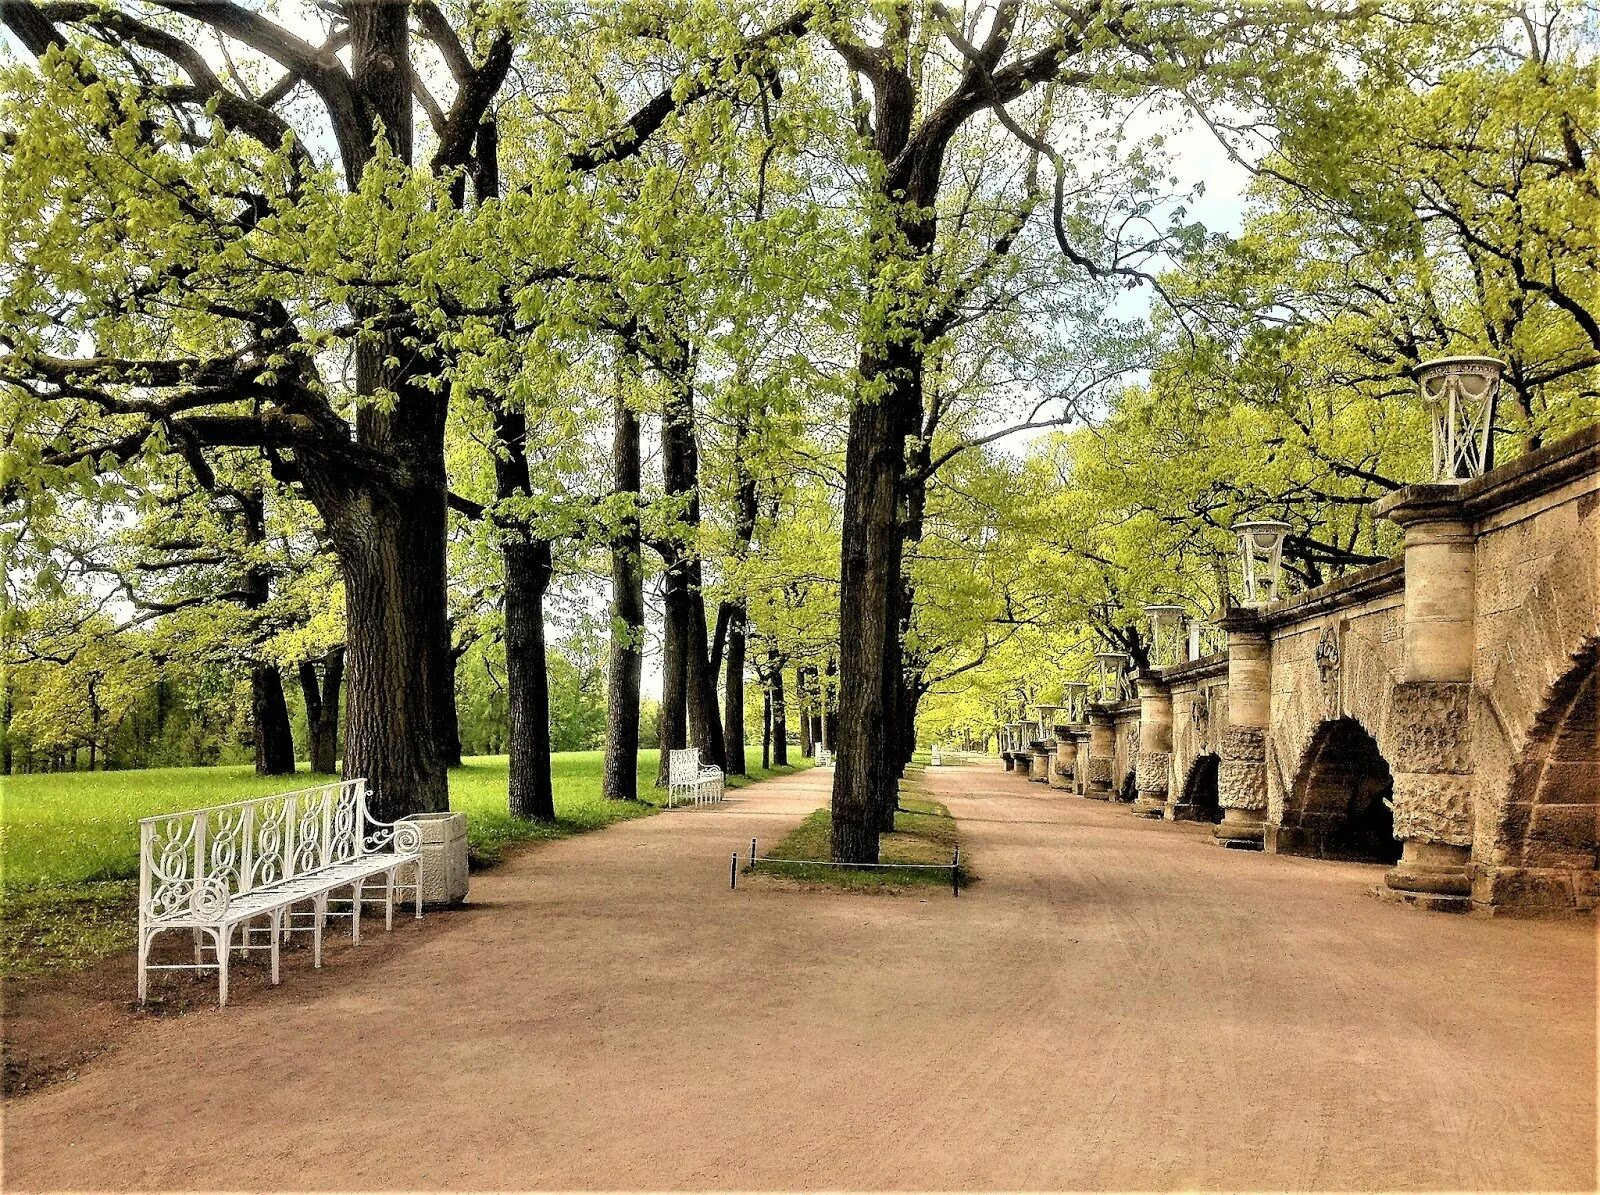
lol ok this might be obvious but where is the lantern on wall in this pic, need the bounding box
[1414,355,1505,481]
[1232,519,1292,607]
[1143,603,1188,667]
[1094,651,1130,703]
[1062,680,1090,723]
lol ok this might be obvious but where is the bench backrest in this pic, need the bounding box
[668,748,705,785]
[139,779,377,921]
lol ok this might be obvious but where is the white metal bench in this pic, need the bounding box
[667,748,724,807]
[137,779,423,1006]
[930,745,944,766]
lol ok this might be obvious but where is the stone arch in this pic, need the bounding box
[1273,717,1401,864]
[1482,639,1599,913]
[1180,753,1223,823]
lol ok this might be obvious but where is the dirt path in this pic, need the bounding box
[4,762,1595,1192]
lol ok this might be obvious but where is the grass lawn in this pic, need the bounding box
[0,750,809,978]
[747,787,970,893]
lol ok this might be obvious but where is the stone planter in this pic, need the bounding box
[403,811,469,907]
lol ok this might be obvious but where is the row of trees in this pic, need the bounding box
[3,2,1595,863]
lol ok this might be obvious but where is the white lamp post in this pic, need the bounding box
[1232,519,1292,607]
[1144,603,1188,667]
[1095,651,1130,703]
[1415,356,1505,481]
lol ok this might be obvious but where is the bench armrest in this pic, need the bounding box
[365,817,424,856]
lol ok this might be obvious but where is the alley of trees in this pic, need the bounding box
[2,1,1595,863]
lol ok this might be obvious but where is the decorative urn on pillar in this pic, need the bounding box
[1414,355,1505,482]
[1094,651,1130,704]
[1143,603,1188,668]
[1232,519,1292,607]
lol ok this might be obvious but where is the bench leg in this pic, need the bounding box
[216,925,232,1006]
[385,868,395,932]
[137,928,154,1004]
[313,894,327,968]
[350,879,363,945]
[414,860,423,919]
[269,910,282,985]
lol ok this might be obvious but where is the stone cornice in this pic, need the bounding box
[1258,557,1405,630]
[1156,652,1229,684]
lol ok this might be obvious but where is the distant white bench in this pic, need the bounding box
[930,746,944,766]
[137,779,422,1006]
[667,748,724,807]
[814,746,834,767]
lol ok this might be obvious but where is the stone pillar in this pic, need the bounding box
[1015,747,1032,777]
[1085,707,1116,799]
[1049,724,1077,790]
[1030,741,1052,782]
[1133,676,1173,817]
[1216,610,1269,849]
[1002,751,1015,772]
[1373,485,1476,909]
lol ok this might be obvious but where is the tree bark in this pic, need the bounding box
[283,10,452,824]
[831,360,918,859]
[1,679,12,775]
[237,487,294,776]
[769,649,788,766]
[252,665,296,776]
[723,611,747,775]
[656,561,689,787]
[685,572,725,767]
[504,537,555,820]
[322,487,452,821]
[439,638,463,768]
[657,333,725,771]
[719,409,760,775]
[604,357,645,801]
[298,647,344,775]
[795,665,815,759]
[761,687,772,770]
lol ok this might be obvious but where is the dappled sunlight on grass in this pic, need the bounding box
[0,750,811,976]
[747,793,969,892]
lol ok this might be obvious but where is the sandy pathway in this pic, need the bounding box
[4,762,1594,1191]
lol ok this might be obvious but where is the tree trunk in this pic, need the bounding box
[685,571,726,768]
[769,650,788,767]
[823,655,838,752]
[504,538,555,820]
[761,687,772,770]
[439,639,463,768]
[657,560,689,787]
[657,332,725,771]
[237,487,294,776]
[832,374,908,857]
[2,679,13,775]
[604,359,645,801]
[252,664,296,776]
[298,648,344,775]
[287,11,450,824]
[324,489,452,822]
[723,607,747,775]
[796,665,815,759]
[830,356,920,861]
